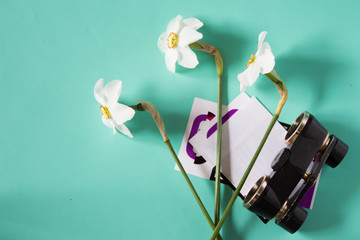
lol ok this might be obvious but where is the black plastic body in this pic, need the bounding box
[245,112,349,234]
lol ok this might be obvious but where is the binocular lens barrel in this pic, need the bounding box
[242,111,348,234]
[285,112,309,146]
[326,136,349,168]
[244,176,282,220]
[276,205,308,234]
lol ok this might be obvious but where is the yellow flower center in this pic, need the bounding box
[167,32,178,48]
[246,53,256,66]
[100,106,111,119]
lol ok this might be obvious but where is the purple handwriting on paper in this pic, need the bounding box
[186,109,238,164]
[186,112,215,164]
[206,109,238,138]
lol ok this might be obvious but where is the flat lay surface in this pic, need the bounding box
[1,0,359,239]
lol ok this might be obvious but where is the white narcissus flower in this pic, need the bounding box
[158,15,203,73]
[94,79,135,137]
[237,31,275,92]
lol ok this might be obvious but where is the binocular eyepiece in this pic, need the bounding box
[243,112,348,233]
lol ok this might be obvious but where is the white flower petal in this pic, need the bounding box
[237,64,260,92]
[94,79,106,105]
[109,103,135,125]
[256,42,275,74]
[258,31,268,50]
[182,17,203,30]
[256,41,272,56]
[177,46,199,69]
[114,122,133,138]
[102,116,114,128]
[158,32,168,53]
[103,80,122,105]
[167,15,182,35]
[165,48,178,72]
[178,27,203,47]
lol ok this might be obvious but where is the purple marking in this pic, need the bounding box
[206,109,239,139]
[207,112,215,121]
[186,112,213,159]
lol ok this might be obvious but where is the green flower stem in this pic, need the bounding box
[209,69,288,240]
[190,41,224,229]
[131,101,222,240]
[209,113,279,240]
[214,71,223,227]
[165,140,222,240]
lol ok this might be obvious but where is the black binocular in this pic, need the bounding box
[243,111,349,233]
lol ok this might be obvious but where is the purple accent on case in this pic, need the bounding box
[299,184,316,209]
[206,109,238,139]
[298,155,319,209]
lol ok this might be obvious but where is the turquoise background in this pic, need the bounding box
[1,0,359,239]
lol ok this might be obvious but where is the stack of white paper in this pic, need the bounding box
[176,93,319,209]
